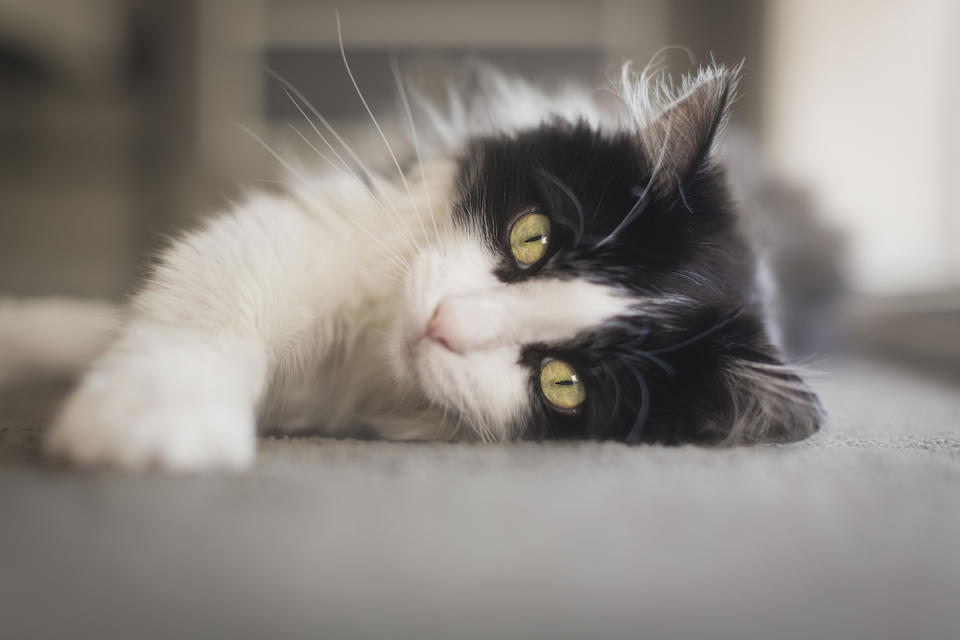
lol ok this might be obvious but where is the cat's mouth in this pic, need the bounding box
[406,314,466,365]
[390,301,530,440]
[408,335,531,442]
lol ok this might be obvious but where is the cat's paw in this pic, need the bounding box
[46,370,256,472]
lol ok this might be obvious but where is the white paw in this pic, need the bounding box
[46,369,256,472]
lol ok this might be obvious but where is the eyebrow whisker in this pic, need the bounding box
[537,168,585,246]
[623,361,651,444]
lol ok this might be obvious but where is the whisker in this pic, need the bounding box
[596,114,676,248]
[742,357,829,379]
[733,369,822,409]
[596,189,650,249]
[591,177,614,225]
[285,119,414,244]
[274,82,421,250]
[676,174,694,212]
[235,122,411,274]
[734,367,823,397]
[647,308,744,355]
[264,68,416,236]
[356,264,405,286]
[284,121,337,168]
[452,410,465,441]
[601,363,622,438]
[623,361,651,444]
[390,55,443,251]
[674,269,709,287]
[252,178,300,187]
[538,168,585,246]
[636,351,676,377]
[336,12,428,252]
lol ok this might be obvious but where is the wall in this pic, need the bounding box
[763,0,958,295]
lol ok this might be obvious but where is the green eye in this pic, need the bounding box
[540,359,586,410]
[509,212,551,266]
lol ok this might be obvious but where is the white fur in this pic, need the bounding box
[47,167,456,470]
[413,62,605,146]
[47,326,264,471]
[34,63,738,470]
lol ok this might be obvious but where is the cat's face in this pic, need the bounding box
[392,67,823,445]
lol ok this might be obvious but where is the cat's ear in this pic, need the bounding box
[628,64,740,194]
[698,333,824,445]
[648,308,823,445]
[714,352,823,444]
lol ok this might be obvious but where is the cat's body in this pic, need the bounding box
[41,63,823,471]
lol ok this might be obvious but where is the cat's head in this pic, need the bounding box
[391,64,823,445]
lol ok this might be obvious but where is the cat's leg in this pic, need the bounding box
[46,193,348,471]
[47,327,266,470]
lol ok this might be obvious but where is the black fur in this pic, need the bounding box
[451,110,823,445]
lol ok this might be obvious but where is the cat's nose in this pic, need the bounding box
[424,296,505,354]
[425,301,464,354]
[428,295,506,354]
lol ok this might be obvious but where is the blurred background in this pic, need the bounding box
[1,0,958,375]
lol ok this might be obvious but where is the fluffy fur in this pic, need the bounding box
[31,59,823,471]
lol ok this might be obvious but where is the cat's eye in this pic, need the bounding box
[540,359,586,410]
[509,212,551,266]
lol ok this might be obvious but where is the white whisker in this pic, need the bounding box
[335,11,429,252]
[264,69,417,237]
[285,120,414,244]
[235,122,411,273]
[356,264,405,286]
[596,113,675,248]
[390,55,442,251]
[273,82,421,250]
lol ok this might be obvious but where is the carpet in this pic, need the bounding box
[1,357,958,639]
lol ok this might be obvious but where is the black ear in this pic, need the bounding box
[626,64,740,195]
[629,307,823,446]
[713,355,823,444]
[696,325,824,445]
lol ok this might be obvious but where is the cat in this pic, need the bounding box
[41,61,824,471]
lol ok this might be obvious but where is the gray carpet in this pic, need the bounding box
[1,357,959,640]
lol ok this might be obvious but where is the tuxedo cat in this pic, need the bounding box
[44,62,823,470]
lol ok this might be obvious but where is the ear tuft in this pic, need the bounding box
[717,356,824,444]
[620,62,741,194]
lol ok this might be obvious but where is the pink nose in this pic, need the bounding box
[425,300,464,354]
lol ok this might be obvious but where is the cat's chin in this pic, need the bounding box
[405,330,459,404]
[398,332,531,442]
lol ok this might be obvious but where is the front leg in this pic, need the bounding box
[47,327,265,471]
[46,193,338,471]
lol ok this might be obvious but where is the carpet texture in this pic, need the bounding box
[1,357,958,640]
